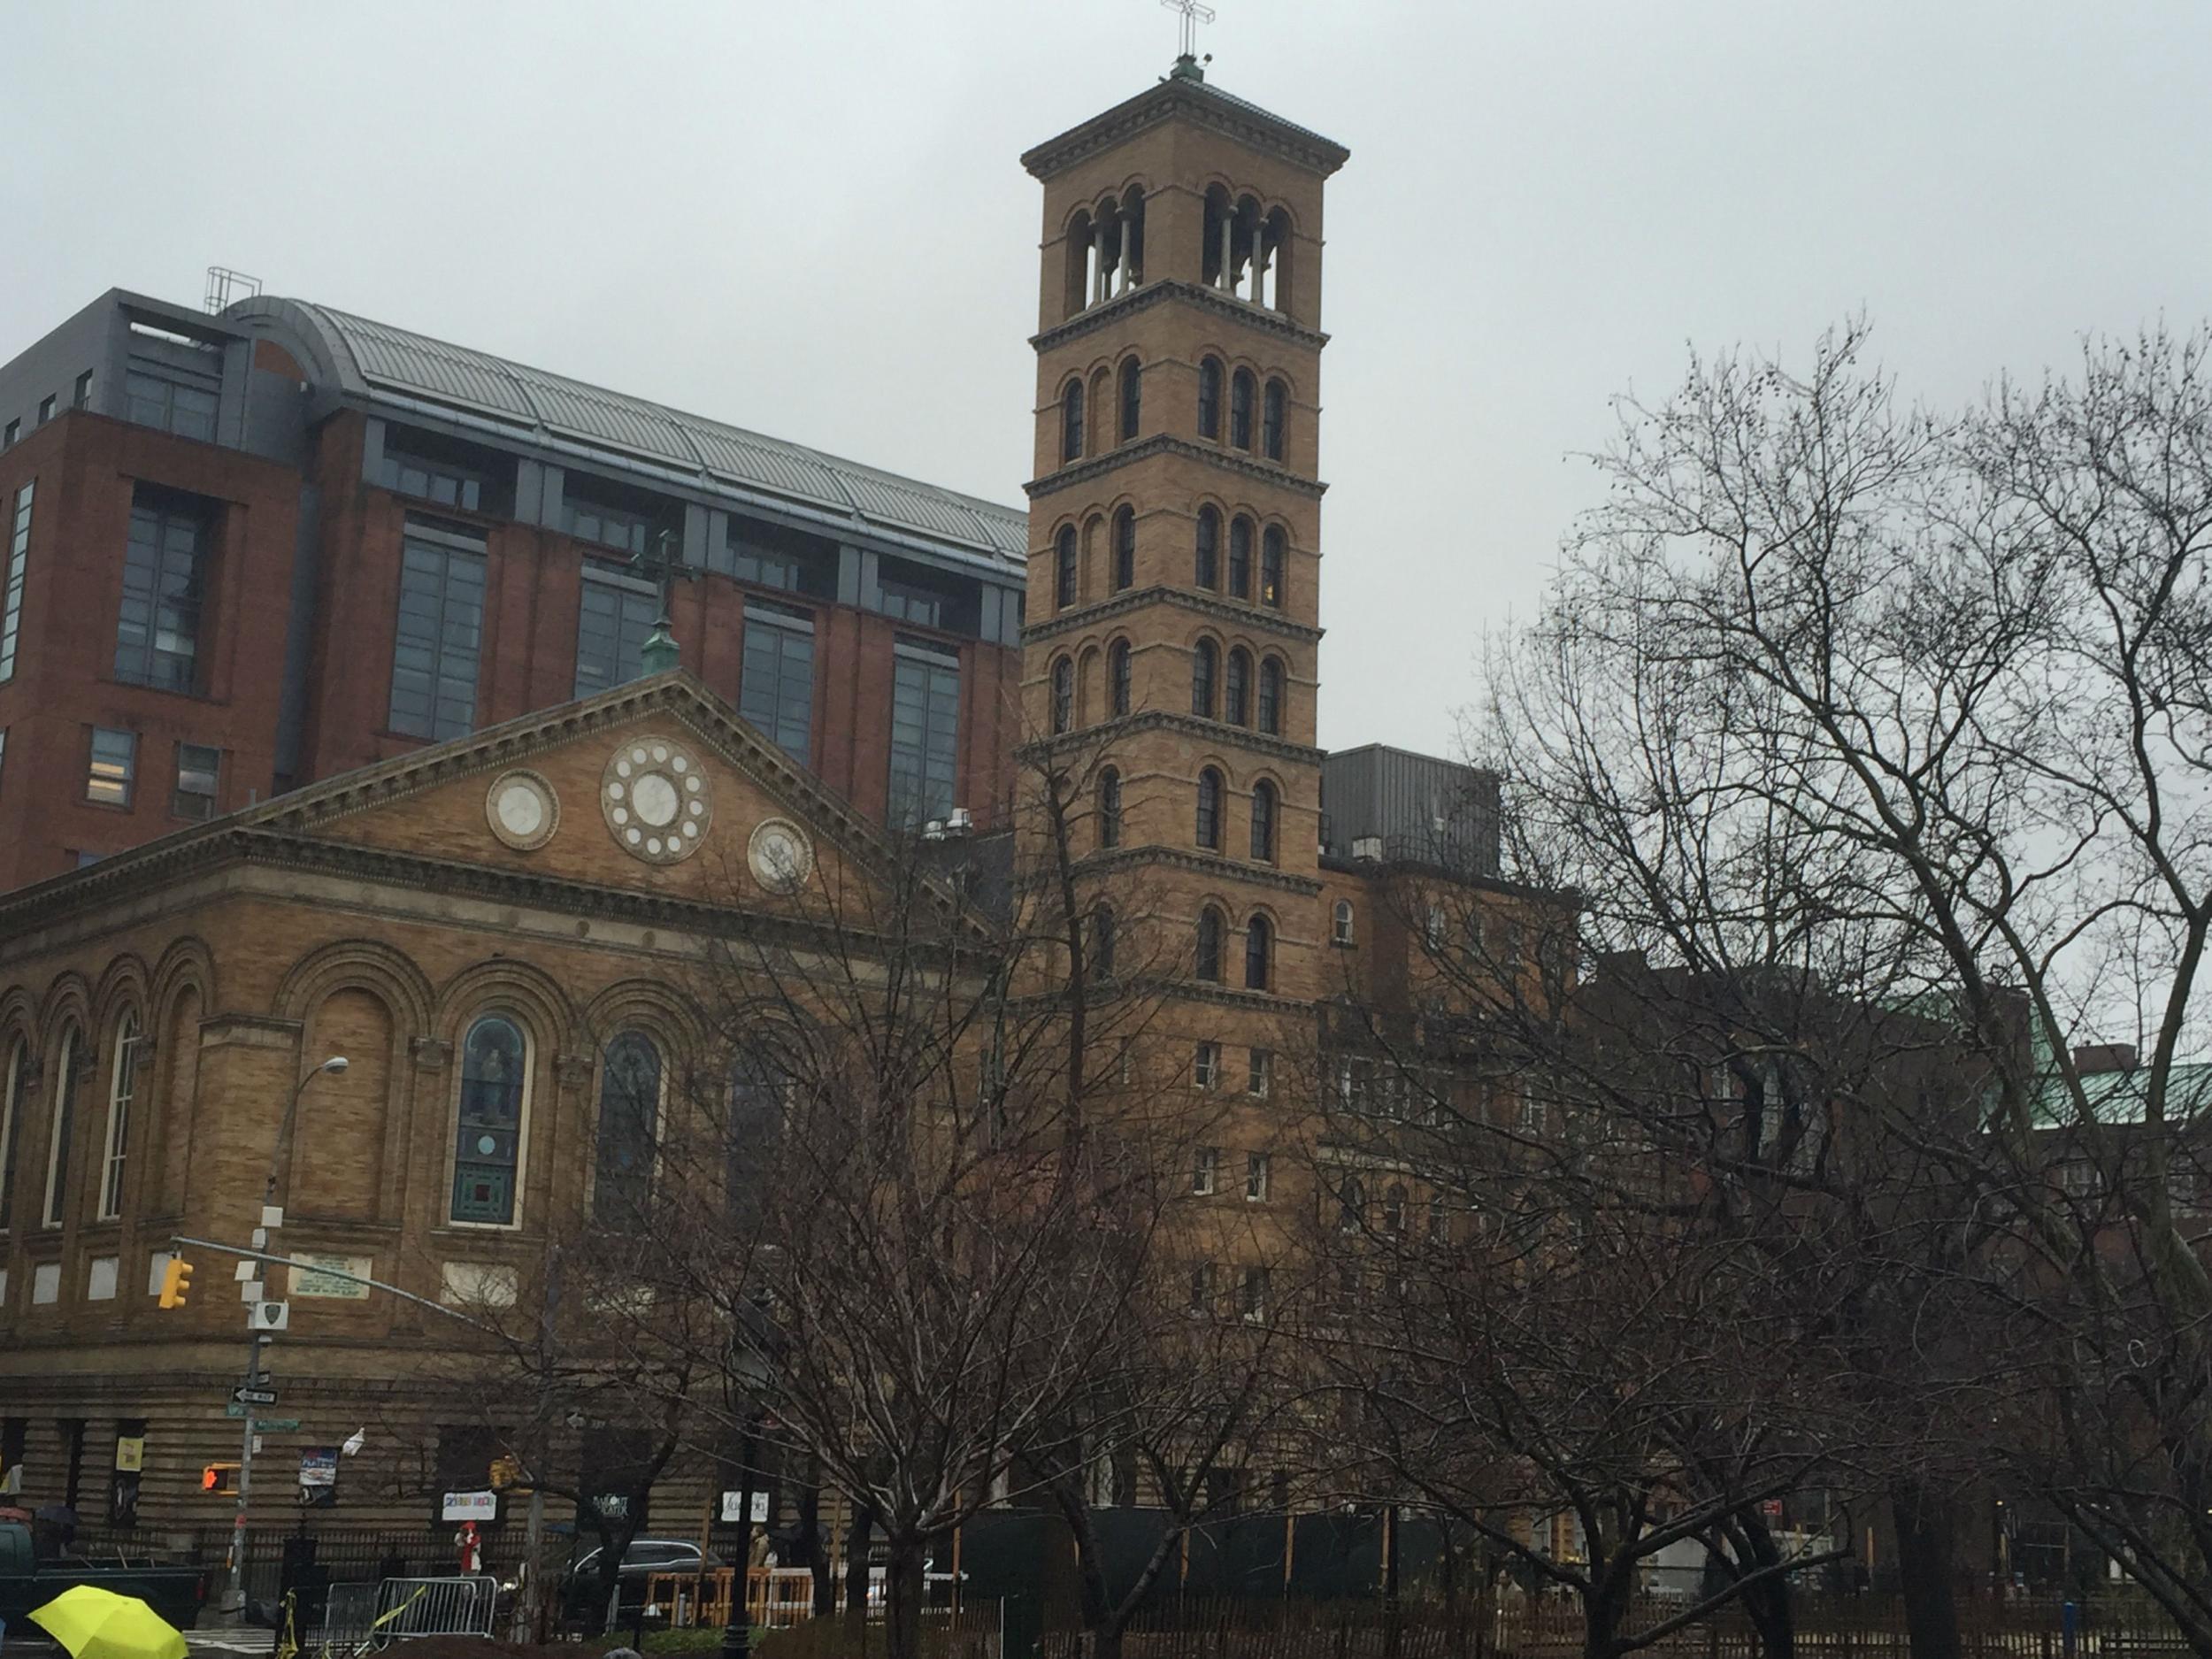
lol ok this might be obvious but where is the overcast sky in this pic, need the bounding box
[5,1,2208,757]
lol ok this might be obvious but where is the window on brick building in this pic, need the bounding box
[1192,640,1217,718]
[173,744,219,821]
[1197,357,1224,441]
[42,1025,81,1228]
[379,426,504,515]
[1250,780,1278,864]
[739,606,815,766]
[87,728,135,807]
[593,1032,661,1225]
[1245,914,1272,990]
[97,1010,140,1220]
[1262,526,1286,609]
[1228,517,1253,600]
[1229,370,1255,451]
[1061,378,1085,464]
[1118,357,1141,443]
[1055,526,1078,610]
[388,521,486,741]
[563,478,668,557]
[73,372,93,410]
[1192,1143,1218,1191]
[452,1015,527,1227]
[1096,767,1121,849]
[1196,768,1224,851]
[37,396,56,426]
[1225,649,1250,726]
[1241,1263,1270,1322]
[1333,899,1356,946]
[573,562,660,699]
[115,490,211,693]
[1050,656,1074,735]
[888,642,960,826]
[1112,506,1135,592]
[1246,1146,1271,1193]
[877,561,976,634]
[0,1038,24,1231]
[1109,639,1131,717]
[1195,905,1225,980]
[1194,506,1219,590]
[2,419,17,448]
[1189,1261,1215,1315]
[2,480,35,682]
[715,517,836,595]
[1258,657,1284,736]
[1263,378,1287,461]
[1089,904,1117,980]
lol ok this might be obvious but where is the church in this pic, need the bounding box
[0,58,1528,1549]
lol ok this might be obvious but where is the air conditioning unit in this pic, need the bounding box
[1351,835,1384,862]
[922,819,946,841]
[248,1299,291,1333]
[946,807,973,836]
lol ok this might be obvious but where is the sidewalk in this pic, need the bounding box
[186,1631,276,1655]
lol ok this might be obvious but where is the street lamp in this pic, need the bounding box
[225,1053,348,1619]
[721,1302,778,1659]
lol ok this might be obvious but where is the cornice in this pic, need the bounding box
[1021,80,1350,182]
[1026,434,1325,503]
[1018,709,1325,772]
[1022,585,1323,648]
[1032,279,1330,356]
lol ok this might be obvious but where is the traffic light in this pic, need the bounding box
[201,1462,240,1494]
[157,1256,194,1310]
[489,1455,521,1491]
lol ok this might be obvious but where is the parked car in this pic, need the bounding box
[0,1520,211,1632]
[561,1538,726,1623]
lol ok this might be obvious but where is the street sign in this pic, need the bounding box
[224,1406,301,1427]
[233,1386,279,1407]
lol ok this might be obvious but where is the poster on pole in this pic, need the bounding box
[442,1490,497,1522]
[720,1490,770,1524]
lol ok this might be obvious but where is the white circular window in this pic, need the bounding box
[485,771,559,851]
[603,738,711,864]
[748,818,815,893]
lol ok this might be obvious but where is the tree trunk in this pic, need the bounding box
[1893,1484,1964,1659]
[1730,1516,1796,1659]
[795,1468,832,1619]
[845,1505,875,1639]
[1582,1568,1630,1659]
[885,1535,926,1659]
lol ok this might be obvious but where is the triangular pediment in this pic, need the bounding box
[240,672,914,916]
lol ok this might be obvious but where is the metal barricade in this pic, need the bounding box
[319,1582,384,1654]
[369,1575,499,1645]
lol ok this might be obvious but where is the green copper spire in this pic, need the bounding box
[640,615,680,675]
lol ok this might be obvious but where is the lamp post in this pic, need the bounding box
[721,1303,776,1659]
[225,1054,347,1620]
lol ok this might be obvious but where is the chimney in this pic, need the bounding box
[2072,1042,2139,1076]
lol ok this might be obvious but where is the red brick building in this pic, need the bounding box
[0,291,1029,889]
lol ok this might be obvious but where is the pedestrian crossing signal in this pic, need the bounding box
[157,1256,194,1310]
[201,1462,239,1494]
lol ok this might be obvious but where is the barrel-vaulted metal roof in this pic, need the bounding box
[225,296,1030,565]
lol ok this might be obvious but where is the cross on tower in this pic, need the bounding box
[1161,0,1216,62]
[631,526,698,675]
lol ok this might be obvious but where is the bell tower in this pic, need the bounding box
[1019,61,1347,1194]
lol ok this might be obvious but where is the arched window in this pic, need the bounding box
[97,1010,141,1219]
[1098,767,1122,849]
[1225,648,1251,726]
[1194,507,1220,590]
[1090,905,1118,980]
[1195,907,1225,981]
[42,1025,80,1227]
[1051,657,1075,734]
[1261,526,1286,609]
[1118,357,1141,442]
[1333,899,1356,945]
[1198,357,1224,441]
[1257,657,1284,736]
[453,1014,526,1225]
[1112,506,1135,592]
[1338,1175,1364,1232]
[0,1038,24,1231]
[1228,518,1252,599]
[1245,914,1272,989]
[1061,378,1085,464]
[1109,640,1132,717]
[594,1032,660,1225]
[1191,640,1217,718]
[1250,780,1277,862]
[1196,766,1224,850]
[1384,1182,1408,1233]
[1055,526,1078,610]
[726,1049,787,1229]
[1263,379,1287,461]
[1230,369,1256,450]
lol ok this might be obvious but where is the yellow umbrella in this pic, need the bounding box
[27,1586,189,1659]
